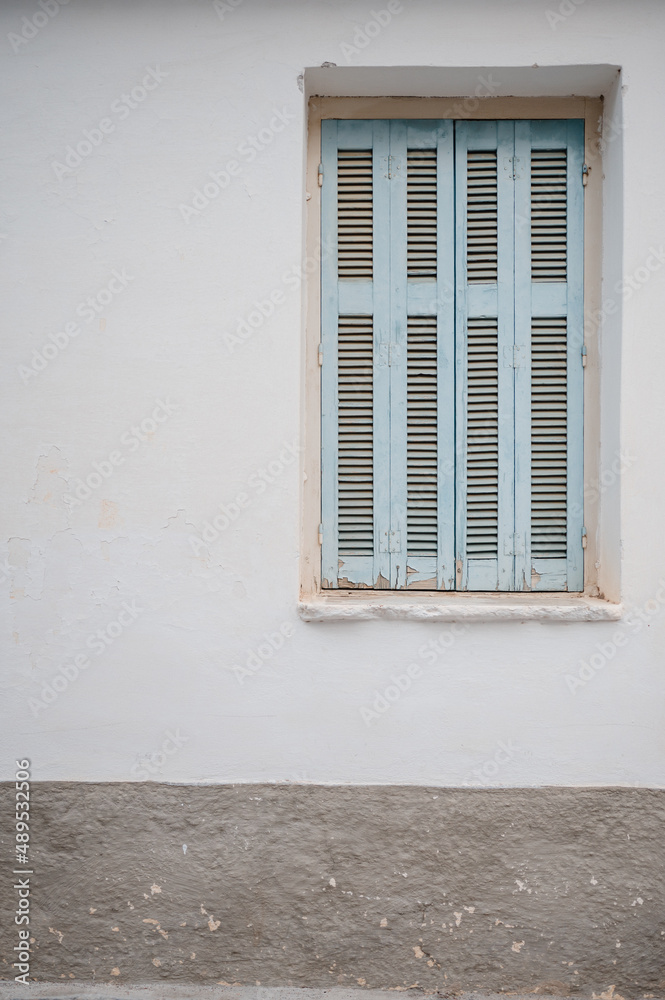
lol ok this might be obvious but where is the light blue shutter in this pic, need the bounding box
[321,119,454,590]
[321,119,391,588]
[322,117,584,593]
[513,120,584,591]
[391,120,456,590]
[455,121,516,591]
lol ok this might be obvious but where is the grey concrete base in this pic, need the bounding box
[1,784,664,996]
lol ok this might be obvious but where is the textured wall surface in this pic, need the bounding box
[2,0,665,991]
[1,0,665,788]
[1,783,664,994]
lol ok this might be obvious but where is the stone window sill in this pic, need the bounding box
[298,592,622,623]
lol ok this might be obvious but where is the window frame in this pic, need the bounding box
[300,96,614,618]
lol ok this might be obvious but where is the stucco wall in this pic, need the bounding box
[2,0,665,788]
[2,783,664,994]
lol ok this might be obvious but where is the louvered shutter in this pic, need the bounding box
[454,121,516,591]
[321,117,584,593]
[320,119,455,589]
[390,120,456,590]
[321,120,390,588]
[513,120,584,592]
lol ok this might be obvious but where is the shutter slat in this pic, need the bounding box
[338,150,373,279]
[338,315,374,556]
[407,150,437,277]
[530,317,568,558]
[531,149,567,281]
[467,150,498,283]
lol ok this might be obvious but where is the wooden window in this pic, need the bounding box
[321,119,584,592]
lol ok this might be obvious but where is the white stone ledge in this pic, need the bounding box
[299,592,622,623]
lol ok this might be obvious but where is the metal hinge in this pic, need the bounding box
[503,345,527,369]
[582,526,587,549]
[318,343,323,366]
[582,163,590,187]
[504,533,525,557]
[581,344,587,367]
[318,163,323,186]
[379,530,401,553]
[378,343,401,367]
[318,523,323,546]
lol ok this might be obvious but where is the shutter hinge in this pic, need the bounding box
[318,163,323,186]
[318,523,323,546]
[582,526,587,549]
[318,343,323,366]
[503,345,527,368]
[504,533,525,557]
[582,163,590,186]
[378,343,400,366]
[581,344,587,367]
[380,530,401,553]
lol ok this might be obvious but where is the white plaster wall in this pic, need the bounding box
[1,0,664,786]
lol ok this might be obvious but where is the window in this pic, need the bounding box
[320,118,584,592]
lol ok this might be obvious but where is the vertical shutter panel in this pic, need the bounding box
[402,121,455,590]
[321,120,391,588]
[455,120,515,591]
[514,120,584,592]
